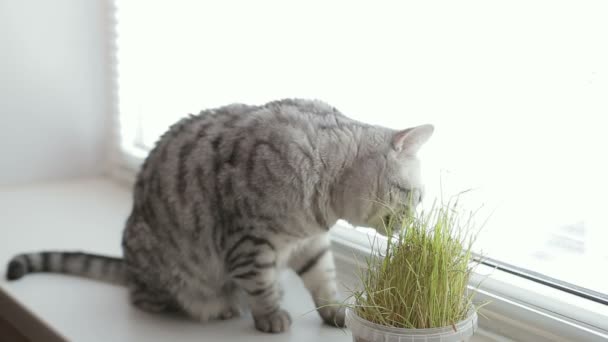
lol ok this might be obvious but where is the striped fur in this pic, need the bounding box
[6,99,433,333]
[6,252,125,285]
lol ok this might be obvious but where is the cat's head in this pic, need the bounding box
[333,124,434,235]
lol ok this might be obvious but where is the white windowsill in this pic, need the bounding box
[0,178,353,342]
[3,177,605,341]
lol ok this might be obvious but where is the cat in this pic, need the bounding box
[6,99,433,333]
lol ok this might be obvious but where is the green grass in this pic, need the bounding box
[352,197,481,329]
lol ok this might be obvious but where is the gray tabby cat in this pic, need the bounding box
[6,99,433,333]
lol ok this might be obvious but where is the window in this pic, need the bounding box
[114,0,608,338]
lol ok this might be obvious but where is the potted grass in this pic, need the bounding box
[346,198,482,342]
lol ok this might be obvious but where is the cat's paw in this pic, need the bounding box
[318,305,346,328]
[254,309,292,333]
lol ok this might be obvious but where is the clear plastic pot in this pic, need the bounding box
[345,307,478,342]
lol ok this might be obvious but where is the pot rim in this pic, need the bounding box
[346,305,478,337]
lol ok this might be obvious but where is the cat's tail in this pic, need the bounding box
[5,251,127,285]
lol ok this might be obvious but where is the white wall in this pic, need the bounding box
[0,0,111,185]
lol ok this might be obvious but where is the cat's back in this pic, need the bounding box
[133,99,348,205]
[141,98,343,173]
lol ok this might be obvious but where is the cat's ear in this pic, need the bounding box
[392,124,434,156]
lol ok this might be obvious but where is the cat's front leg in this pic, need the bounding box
[290,234,345,327]
[228,242,291,333]
[232,268,291,333]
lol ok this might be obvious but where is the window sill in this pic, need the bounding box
[4,177,602,341]
[0,178,349,342]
